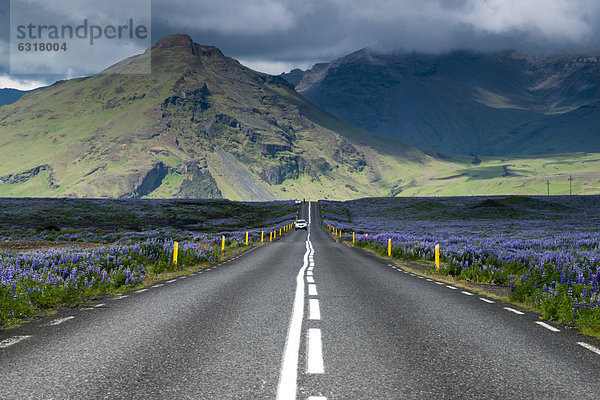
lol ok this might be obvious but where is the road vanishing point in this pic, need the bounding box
[2,202,600,399]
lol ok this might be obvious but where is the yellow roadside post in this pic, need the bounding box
[222,236,225,251]
[261,231,264,243]
[435,244,440,270]
[280,228,282,236]
[246,232,248,246]
[270,231,273,242]
[353,232,355,244]
[388,238,392,257]
[173,242,179,265]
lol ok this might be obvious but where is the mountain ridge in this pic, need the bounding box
[282,48,600,156]
[0,34,448,200]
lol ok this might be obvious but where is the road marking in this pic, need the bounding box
[135,289,148,293]
[435,282,444,285]
[152,284,164,288]
[167,279,177,283]
[504,307,524,315]
[446,285,457,290]
[417,276,424,279]
[309,262,315,267]
[112,295,128,300]
[535,321,560,332]
[426,279,433,282]
[461,291,474,296]
[277,237,311,400]
[0,335,31,349]
[307,328,325,374]
[480,298,495,304]
[307,271,313,276]
[578,342,600,356]
[48,316,75,326]
[94,303,105,308]
[409,273,415,276]
[307,276,315,284]
[308,284,318,296]
[309,299,321,320]
[180,276,187,279]
[308,267,314,272]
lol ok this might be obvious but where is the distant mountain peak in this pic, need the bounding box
[152,34,224,58]
[282,49,600,156]
[0,35,427,200]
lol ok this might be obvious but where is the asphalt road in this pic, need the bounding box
[2,202,600,399]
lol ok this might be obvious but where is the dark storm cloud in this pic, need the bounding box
[2,0,600,87]
[152,0,600,74]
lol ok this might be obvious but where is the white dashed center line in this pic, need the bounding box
[480,298,495,304]
[307,276,315,284]
[307,328,324,374]
[308,284,318,296]
[152,284,164,288]
[135,289,148,293]
[461,291,474,296]
[446,285,457,290]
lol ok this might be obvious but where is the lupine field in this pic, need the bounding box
[0,198,298,326]
[320,196,600,336]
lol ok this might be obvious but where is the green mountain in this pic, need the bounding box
[282,49,600,156]
[0,34,455,200]
[1,35,599,200]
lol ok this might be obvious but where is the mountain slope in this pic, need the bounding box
[0,34,451,200]
[283,49,600,156]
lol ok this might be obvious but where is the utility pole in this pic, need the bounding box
[568,176,574,196]
[546,180,550,196]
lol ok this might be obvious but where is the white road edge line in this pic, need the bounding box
[307,328,325,374]
[461,291,474,296]
[0,335,32,349]
[112,295,128,300]
[48,316,75,326]
[535,321,560,332]
[504,307,525,315]
[435,282,444,285]
[446,285,457,290]
[309,299,321,320]
[480,298,495,304]
[135,289,148,293]
[152,284,164,288]
[277,202,311,400]
[578,342,600,356]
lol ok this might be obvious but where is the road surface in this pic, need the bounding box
[2,202,600,399]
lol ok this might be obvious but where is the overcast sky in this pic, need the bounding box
[2,0,600,89]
